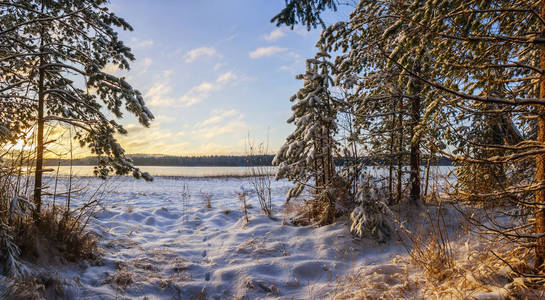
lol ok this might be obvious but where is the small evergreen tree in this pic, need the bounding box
[274,49,343,223]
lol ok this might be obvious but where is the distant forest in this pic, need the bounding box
[43,154,452,167]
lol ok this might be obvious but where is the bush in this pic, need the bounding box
[0,148,99,280]
[349,180,392,243]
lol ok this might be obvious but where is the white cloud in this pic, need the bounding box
[195,109,240,127]
[102,63,120,75]
[193,120,247,139]
[184,47,220,63]
[214,63,225,71]
[102,57,152,76]
[279,65,294,72]
[145,82,172,106]
[192,143,239,155]
[249,46,287,59]
[155,114,176,123]
[294,26,311,36]
[136,57,152,74]
[118,122,192,155]
[130,37,154,48]
[194,82,214,93]
[192,109,247,139]
[162,69,174,78]
[216,72,237,84]
[145,71,239,107]
[263,28,285,41]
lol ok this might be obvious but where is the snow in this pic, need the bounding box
[12,175,406,299]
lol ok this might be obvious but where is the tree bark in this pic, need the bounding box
[396,98,403,204]
[535,0,545,270]
[389,101,395,205]
[409,94,421,206]
[424,149,432,197]
[33,5,46,222]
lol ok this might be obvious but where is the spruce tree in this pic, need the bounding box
[273,49,340,223]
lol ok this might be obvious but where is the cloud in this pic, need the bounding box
[195,109,240,127]
[145,82,172,106]
[192,143,239,155]
[145,71,239,107]
[214,63,225,71]
[192,109,247,139]
[279,65,294,72]
[117,122,184,154]
[216,72,237,84]
[102,57,152,76]
[249,46,287,59]
[162,69,174,78]
[130,37,154,48]
[184,47,220,63]
[295,27,310,36]
[102,63,120,75]
[193,120,247,139]
[115,107,251,155]
[124,123,148,134]
[155,114,176,123]
[263,28,285,41]
[194,82,214,93]
[136,57,152,74]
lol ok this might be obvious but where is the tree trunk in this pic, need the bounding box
[396,98,403,204]
[389,102,395,205]
[409,94,421,206]
[424,149,432,197]
[33,9,46,222]
[535,0,545,270]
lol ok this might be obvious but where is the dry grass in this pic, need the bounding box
[203,192,212,209]
[414,240,545,299]
[13,206,98,264]
[333,202,545,299]
[3,271,79,300]
[288,177,353,227]
[332,260,417,299]
[290,191,338,226]
[1,205,99,299]
[1,142,102,299]
[238,189,250,224]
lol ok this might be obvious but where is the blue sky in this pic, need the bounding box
[101,0,347,156]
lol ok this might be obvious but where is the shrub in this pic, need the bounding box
[349,180,392,243]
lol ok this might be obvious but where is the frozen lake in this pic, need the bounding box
[42,165,455,179]
[43,165,277,177]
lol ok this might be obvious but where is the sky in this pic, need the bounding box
[95,0,349,156]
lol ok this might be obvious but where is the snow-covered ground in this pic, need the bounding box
[2,167,527,299]
[29,176,407,299]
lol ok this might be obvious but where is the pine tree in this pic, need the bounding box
[1,0,154,219]
[273,49,342,223]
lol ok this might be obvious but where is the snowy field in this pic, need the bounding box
[23,172,408,299]
[6,166,455,299]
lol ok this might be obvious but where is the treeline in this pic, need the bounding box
[43,155,275,167]
[43,154,451,167]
